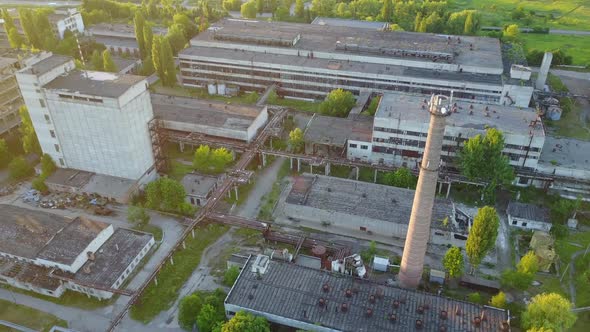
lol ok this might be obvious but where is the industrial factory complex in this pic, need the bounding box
[1,11,590,332]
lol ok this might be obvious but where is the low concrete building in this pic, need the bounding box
[225,255,510,332]
[507,202,552,231]
[88,23,167,58]
[181,173,220,206]
[276,174,469,247]
[303,115,373,161]
[0,205,154,299]
[151,94,268,143]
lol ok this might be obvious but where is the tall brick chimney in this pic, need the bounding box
[399,94,451,289]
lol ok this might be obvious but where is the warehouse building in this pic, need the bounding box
[87,23,167,58]
[0,205,154,299]
[179,19,532,107]
[276,174,469,247]
[0,56,23,136]
[152,94,268,143]
[225,255,510,332]
[16,53,156,182]
[507,202,552,232]
[349,92,544,173]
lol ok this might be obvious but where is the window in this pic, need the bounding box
[359,226,367,231]
[44,114,50,123]
[54,144,60,152]
[512,220,517,225]
[521,222,528,227]
[361,145,368,150]
[50,130,56,138]
[59,158,64,166]
[349,143,357,148]
[39,99,45,108]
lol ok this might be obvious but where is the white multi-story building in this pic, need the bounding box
[1,8,84,40]
[356,92,545,174]
[16,53,156,181]
[179,19,533,107]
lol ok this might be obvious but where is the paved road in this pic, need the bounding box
[550,29,590,36]
[0,0,80,6]
[236,157,285,219]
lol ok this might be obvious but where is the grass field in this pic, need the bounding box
[0,298,67,332]
[130,223,229,323]
[521,34,590,66]
[450,0,590,30]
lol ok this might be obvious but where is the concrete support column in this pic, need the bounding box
[325,162,330,176]
[399,95,448,289]
[290,157,293,170]
[191,229,195,238]
[182,241,186,249]
[310,164,313,174]
[234,186,239,201]
[154,277,158,286]
[262,153,267,167]
[446,182,451,198]
[355,167,359,180]
[179,142,184,152]
[438,182,443,194]
[270,138,273,150]
[374,169,378,183]
[297,159,301,172]
[536,52,553,90]
[227,190,231,198]
[170,257,174,265]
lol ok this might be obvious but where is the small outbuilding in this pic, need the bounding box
[181,173,220,206]
[507,201,552,231]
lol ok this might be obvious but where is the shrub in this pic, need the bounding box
[467,292,483,304]
[8,156,33,180]
[223,266,240,286]
[31,177,48,192]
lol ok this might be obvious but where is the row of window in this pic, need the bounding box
[349,143,369,150]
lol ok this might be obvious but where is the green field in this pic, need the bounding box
[0,298,67,332]
[521,34,590,66]
[451,0,590,30]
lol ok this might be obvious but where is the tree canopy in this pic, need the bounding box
[459,128,514,203]
[102,50,117,72]
[18,106,41,155]
[443,246,464,278]
[522,293,576,331]
[145,177,189,214]
[241,1,257,19]
[221,311,270,332]
[383,167,417,189]
[193,145,233,174]
[318,89,356,117]
[127,206,150,227]
[517,251,539,275]
[288,128,304,153]
[134,11,146,59]
[465,206,499,272]
[0,139,10,169]
[489,291,507,309]
[8,156,33,181]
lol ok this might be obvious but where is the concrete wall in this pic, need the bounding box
[16,59,75,167]
[346,139,372,162]
[0,275,65,298]
[44,86,155,180]
[246,106,269,143]
[507,215,551,232]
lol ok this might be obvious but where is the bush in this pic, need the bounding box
[223,266,240,286]
[40,153,56,177]
[551,223,569,239]
[501,269,533,290]
[467,292,483,304]
[31,177,48,192]
[8,156,33,180]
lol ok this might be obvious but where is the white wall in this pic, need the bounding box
[346,139,372,162]
[507,215,551,232]
[246,106,269,143]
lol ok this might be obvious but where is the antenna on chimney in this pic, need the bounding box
[75,35,89,78]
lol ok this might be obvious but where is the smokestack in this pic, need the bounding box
[535,52,553,90]
[399,94,450,289]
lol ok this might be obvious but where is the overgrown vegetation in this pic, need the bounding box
[178,288,226,331]
[193,145,234,174]
[145,177,195,216]
[0,298,67,332]
[131,224,229,323]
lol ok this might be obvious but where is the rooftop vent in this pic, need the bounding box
[248,294,254,300]
[341,303,348,312]
[473,316,482,327]
[393,300,400,308]
[318,298,326,307]
[369,295,376,304]
[416,319,423,329]
[389,314,397,322]
[366,308,373,317]
[417,306,425,314]
[87,251,95,261]
[345,289,352,298]
[322,283,330,292]
[362,193,367,198]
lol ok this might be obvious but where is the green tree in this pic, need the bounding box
[8,28,24,49]
[134,11,146,58]
[463,12,475,35]
[90,50,103,71]
[522,293,576,332]
[443,246,464,278]
[152,35,164,83]
[18,8,39,48]
[2,9,15,33]
[241,1,258,19]
[318,89,356,117]
[0,139,10,168]
[459,128,514,203]
[34,10,56,50]
[295,0,305,18]
[18,106,41,155]
[288,128,304,152]
[274,5,290,21]
[140,55,155,75]
[102,49,117,72]
[173,13,198,40]
[160,38,177,86]
[244,91,259,104]
[223,266,240,286]
[517,251,539,275]
[197,304,225,332]
[256,0,264,14]
[40,154,56,177]
[421,12,444,33]
[143,24,154,58]
[465,206,499,273]
[503,24,520,41]
[384,167,416,189]
[490,291,507,309]
[145,177,187,213]
[127,206,150,227]
[178,294,203,330]
[193,145,211,171]
[467,292,483,304]
[501,269,534,290]
[210,147,233,172]
[8,156,33,180]
[380,0,392,22]
[221,311,270,332]
[31,177,48,192]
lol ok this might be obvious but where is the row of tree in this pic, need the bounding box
[2,8,56,50]
[193,145,234,174]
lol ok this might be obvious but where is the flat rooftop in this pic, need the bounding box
[0,205,109,264]
[190,19,503,70]
[538,137,590,171]
[304,115,372,146]
[72,228,153,287]
[152,94,264,131]
[44,70,146,98]
[507,202,551,224]
[227,256,509,332]
[375,92,544,137]
[181,173,218,197]
[0,258,61,291]
[19,54,71,76]
[285,175,454,229]
[311,17,388,30]
[179,47,503,87]
[89,23,168,37]
[94,35,139,49]
[46,168,94,189]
